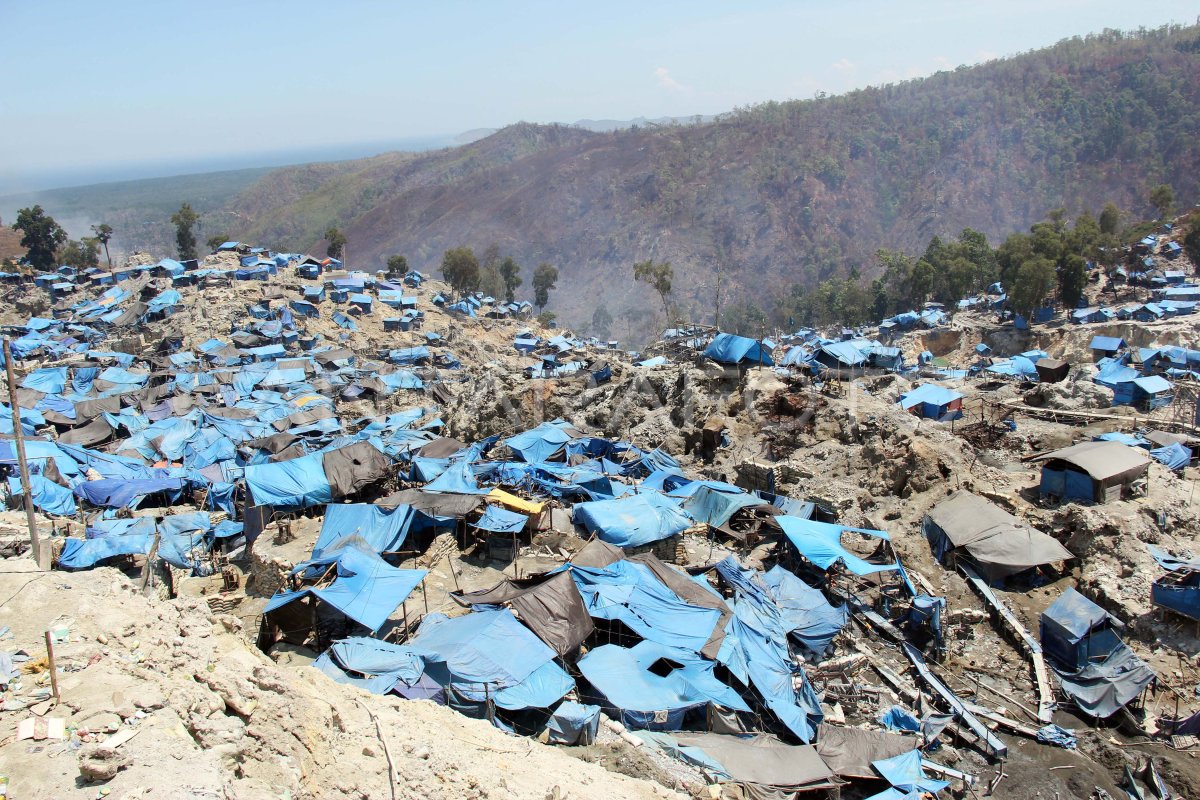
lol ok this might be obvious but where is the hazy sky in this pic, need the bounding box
[3,0,1197,192]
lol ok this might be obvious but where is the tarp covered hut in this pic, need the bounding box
[923,491,1073,584]
[1035,441,1150,503]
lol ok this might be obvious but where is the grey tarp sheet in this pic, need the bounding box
[57,417,113,446]
[925,490,1073,580]
[273,405,335,432]
[1054,645,1156,718]
[1033,440,1150,484]
[323,441,391,498]
[74,396,123,422]
[379,489,483,518]
[454,571,594,656]
[814,724,915,779]
[672,733,838,794]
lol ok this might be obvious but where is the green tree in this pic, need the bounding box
[909,259,934,306]
[1099,202,1121,235]
[59,238,100,269]
[499,257,522,303]
[537,310,557,327]
[386,254,408,275]
[440,247,480,294]
[1182,224,1200,266]
[91,223,113,267]
[1149,183,1174,219]
[591,304,613,338]
[206,234,228,252]
[11,205,67,269]
[1010,256,1057,317]
[170,203,200,261]
[1059,253,1088,309]
[532,263,559,309]
[722,301,769,336]
[324,227,347,260]
[633,259,674,322]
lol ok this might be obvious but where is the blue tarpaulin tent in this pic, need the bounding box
[899,384,963,420]
[265,543,427,632]
[404,608,574,710]
[313,503,416,557]
[573,493,692,547]
[578,640,750,730]
[778,517,908,580]
[472,505,528,533]
[245,451,332,509]
[704,333,774,367]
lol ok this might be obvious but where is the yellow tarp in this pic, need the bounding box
[487,488,545,515]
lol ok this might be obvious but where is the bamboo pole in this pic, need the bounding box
[4,339,44,568]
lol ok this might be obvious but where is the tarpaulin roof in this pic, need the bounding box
[405,608,573,710]
[265,543,426,632]
[668,733,837,792]
[74,477,186,509]
[924,490,1073,581]
[313,503,415,557]
[454,571,594,656]
[713,557,824,741]
[565,543,727,656]
[1053,645,1156,718]
[578,640,750,715]
[899,383,962,411]
[472,504,527,533]
[761,565,849,656]
[245,451,332,509]
[704,333,774,366]
[1151,442,1191,471]
[503,420,579,462]
[573,492,692,547]
[1042,587,1117,644]
[1089,335,1126,351]
[676,484,766,529]
[817,341,868,367]
[778,517,904,578]
[1033,440,1151,483]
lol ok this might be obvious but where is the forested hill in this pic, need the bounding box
[229,25,1200,330]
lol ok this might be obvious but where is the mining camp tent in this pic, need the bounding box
[1035,358,1070,383]
[1040,588,1156,718]
[923,491,1073,584]
[704,333,774,367]
[1035,440,1151,503]
[898,384,963,420]
[572,492,692,548]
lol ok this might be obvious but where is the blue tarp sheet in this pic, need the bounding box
[74,477,186,509]
[704,333,774,366]
[21,367,67,393]
[265,544,426,632]
[578,640,749,729]
[245,451,331,509]
[778,517,906,578]
[713,557,824,741]
[1151,442,1191,471]
[473,505,527,533]
[573,493,692,547]
[504,421,575,462]
[761,565,848,657]
[406,609,573,710]
[313,503,416,557]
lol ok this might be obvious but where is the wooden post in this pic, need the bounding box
[4,339,44,568]
[43,630,60,702]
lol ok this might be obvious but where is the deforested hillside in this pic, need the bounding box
[227,25,1200,329]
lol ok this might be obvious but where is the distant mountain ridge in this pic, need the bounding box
[225,25,1199,331]
[453,115,719,144]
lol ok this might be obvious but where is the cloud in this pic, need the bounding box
[654,66,688,92]
[831,58,855,73]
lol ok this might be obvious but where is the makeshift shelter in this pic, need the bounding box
[923,491,1073,584]
[1131,375,1173,411]
[572,492,692,548]
[898,384,963,421]
[453,571,594,656]
[777,517,910,589]
[704,333,774,367]
[264,543,427,633]
[641,732,839,796]
[1089,336,1126,361]
[577,640,751,730]
[1035,441,1151,503]
[1040,588,1155,718]
[1148,545,1200,623]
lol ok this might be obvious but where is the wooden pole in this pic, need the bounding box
[4,339,43,568]
[43,630,60,702]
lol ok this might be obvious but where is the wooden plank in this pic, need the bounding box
[903,642,1008,760]
[959,564,1056,724]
